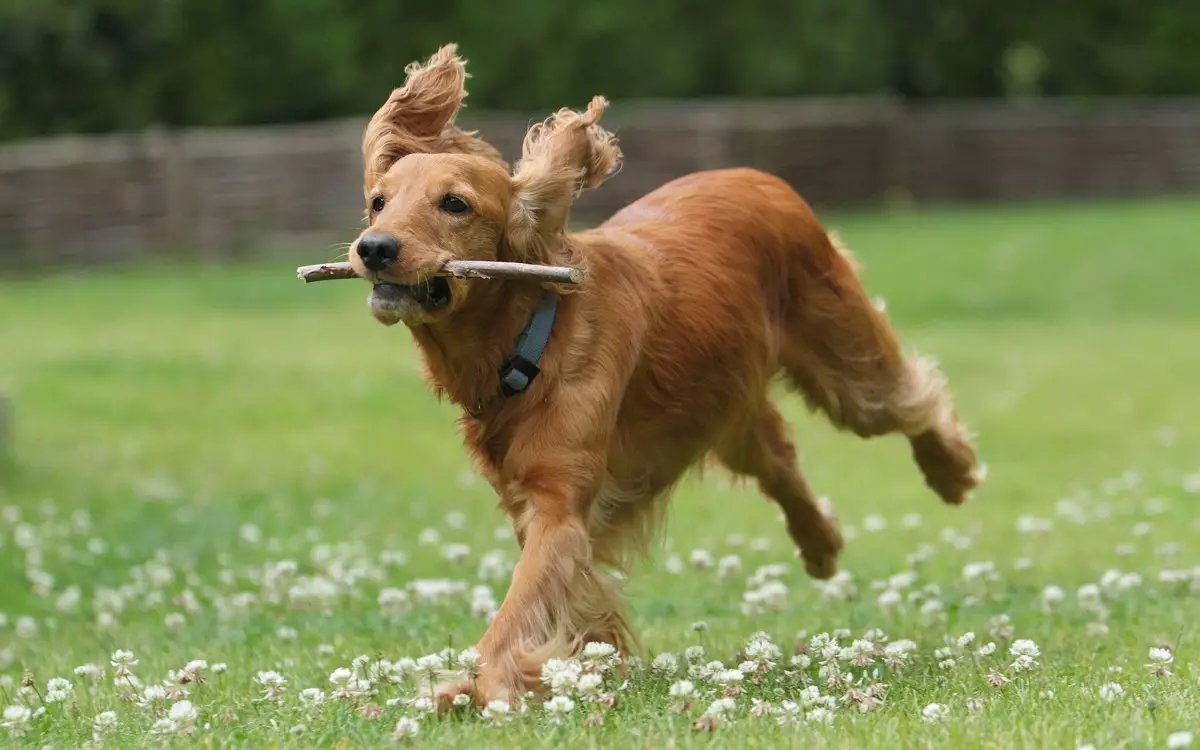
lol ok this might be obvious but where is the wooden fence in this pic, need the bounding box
[3,97,1200,269]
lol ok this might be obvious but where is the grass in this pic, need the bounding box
[1,196,1199,748]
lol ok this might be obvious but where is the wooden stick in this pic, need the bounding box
[296,260,585,285]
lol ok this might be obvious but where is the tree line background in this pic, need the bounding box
[1,0,1198,142]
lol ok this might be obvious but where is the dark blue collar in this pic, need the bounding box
[465,290,558,418]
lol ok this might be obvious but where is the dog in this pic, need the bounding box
[347,44,984,709]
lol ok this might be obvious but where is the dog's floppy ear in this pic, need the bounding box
[507,96,621,265]
[362,43,504,195]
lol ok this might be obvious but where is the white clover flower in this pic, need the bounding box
[92,709,118,727]
[1009,639,1040,672]
[775,700,800,725]
[806,706,835,725]
[411,696,434,714]
[839,639,877,668]
[749,698,773,717]
[392,717,420,740]
[977,642,997,657]
[689,549,715,570]
[696,660,727,682]
[1081,619,1108,637]
[743,638,781,673]
[717,554,743,578]
[814,571,857,602]
[1146,647,1174,677]
[576,673,604,696]
[417,528,441,546]
[44,677,73,703]
[988,614,1015,641]
[651,653,679,676]
[139,685,168,706]
[544,695,575,721]
[456,647,481,672]
[183,659,208,675]
[583,641,617,661]
[300,688,326,707]
[111,649,138,670]
[73,663,105,683]
[716,669,744,684]
[542,658,583,696]
[168,700,198,727]
[255,671,287,702]
[1099,682,1125,701]
[414,654,445,678]
[877,588,903,610]
[482,699,511,723]
[2,705,32,735]
[704,697,736,717]
[921,702,949,723]
[790,653,812,669]
[377,588,410,615]
[150,718,178,736]
[883,639,918,668]
[809,633,839,662]
[684,646,705,663]
[920,599,946,623]
[669,679,695,698]
[1039,584,1065,611]
[477,550,510,581]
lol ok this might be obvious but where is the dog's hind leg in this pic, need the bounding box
[716,403,843,579]
[779,234,984,504]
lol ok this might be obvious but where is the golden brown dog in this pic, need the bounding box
[347,45,984,708]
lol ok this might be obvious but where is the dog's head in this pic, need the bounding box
[352,93,621,326]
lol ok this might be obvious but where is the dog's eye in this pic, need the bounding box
[370,195,386,213]
[439,194,471,214]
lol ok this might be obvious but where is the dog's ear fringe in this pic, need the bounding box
[508,96,622,268]
[362,43,505,193]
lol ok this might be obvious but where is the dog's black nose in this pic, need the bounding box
[357,232,400,272]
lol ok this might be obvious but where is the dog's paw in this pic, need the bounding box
[793,499,843,580]
[434,680,478,714]
[801,549,840,580]
[434,678,512,714]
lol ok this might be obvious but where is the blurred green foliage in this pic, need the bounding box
[1,0,1198,140]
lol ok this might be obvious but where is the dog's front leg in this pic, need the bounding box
[435,477,601,710]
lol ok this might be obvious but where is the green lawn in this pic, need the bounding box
[1,197,1199,748]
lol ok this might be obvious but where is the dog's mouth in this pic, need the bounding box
[371,278,452,311]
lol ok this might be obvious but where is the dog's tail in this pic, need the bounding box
[776,230,984,504]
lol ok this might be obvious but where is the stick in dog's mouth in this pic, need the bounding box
[295,260,585,285]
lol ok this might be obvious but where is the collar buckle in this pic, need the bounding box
[499,354,540,396]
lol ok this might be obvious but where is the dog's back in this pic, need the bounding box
[573,166,982,561]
